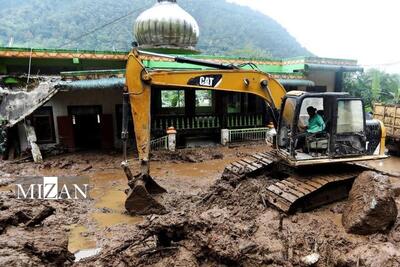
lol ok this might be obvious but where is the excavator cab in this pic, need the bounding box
[276,91,385,166]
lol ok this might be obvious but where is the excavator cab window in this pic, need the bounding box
[336,99,364,134]
[333,99,366,156]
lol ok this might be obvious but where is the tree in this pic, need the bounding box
[371,70,381,102]
[344,69,400,111]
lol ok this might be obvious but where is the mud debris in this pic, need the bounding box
[335,243,400,267]
[25,205,56,227]
[0,147,400,267]
[76,167,400,267]
[0,191,88,266]
[152,148,224,163]
[0,178,14,187]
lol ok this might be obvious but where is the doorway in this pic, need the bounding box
[68,106,102,150]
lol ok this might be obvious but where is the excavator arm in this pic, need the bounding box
[123,49,286,214]
[125,49,286,168]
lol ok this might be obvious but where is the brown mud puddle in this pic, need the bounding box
[0,143,306,264]
[67,149,246,254]
[69,170,143,256]
[68,145,268,257]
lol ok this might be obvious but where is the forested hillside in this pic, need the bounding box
[0,0,312,58]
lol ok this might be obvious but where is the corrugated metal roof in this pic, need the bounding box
[278,79,315,87]
[56,78,125,91]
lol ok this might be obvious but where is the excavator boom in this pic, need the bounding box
[125,49,286,169]
[123,49,286,214]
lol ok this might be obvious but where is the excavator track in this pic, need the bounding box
[264,170,361,213]
[224,151,367,214]
[223,151,278,178]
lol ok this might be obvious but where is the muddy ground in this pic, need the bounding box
[0,143,400,266]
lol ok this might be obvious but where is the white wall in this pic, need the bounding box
[19,88,123,151]
[306,71,336,92]
[18,122,28,151]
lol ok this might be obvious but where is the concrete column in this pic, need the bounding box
[24,122,43,163]
[221,129,229,146]
[166,127,177,152]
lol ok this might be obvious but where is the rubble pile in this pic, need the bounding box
[0,192,86,266]
[0,150,399,267]
[77,170,400,267]
[152,148,224,163]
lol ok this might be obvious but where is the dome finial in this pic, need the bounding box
[134,0,200,54]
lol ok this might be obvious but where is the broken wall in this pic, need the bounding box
[0,79,59,127]
[18,88,124,151]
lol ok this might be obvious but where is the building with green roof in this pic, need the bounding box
[0,0,364,154]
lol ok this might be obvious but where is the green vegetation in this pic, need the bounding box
[344,70,400,111]
[161,90,185,108]
[0,0,311,58]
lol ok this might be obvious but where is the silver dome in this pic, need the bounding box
[134,0,200,53]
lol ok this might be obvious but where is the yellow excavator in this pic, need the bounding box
[121,49,387,215]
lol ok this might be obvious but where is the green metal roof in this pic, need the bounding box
[3,77,19,84]
[1,46,361,78]
[0,46,358,64]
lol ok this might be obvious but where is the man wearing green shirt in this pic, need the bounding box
[296,106,326,150]
[306,106,325,133]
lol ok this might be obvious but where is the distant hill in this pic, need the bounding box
[0,0,313,58]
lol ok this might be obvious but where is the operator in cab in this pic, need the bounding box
[296,106,326,150]
[305,106,325,133]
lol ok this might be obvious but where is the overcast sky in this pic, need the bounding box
[227,0,400,73]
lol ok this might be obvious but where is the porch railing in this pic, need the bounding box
[150,135,168,151]
[228,127,269,143]
[153,115,221,131]
[226,114,264,128]
[152,113,265,131]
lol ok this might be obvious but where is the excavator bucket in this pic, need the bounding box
[122,162,167,215]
